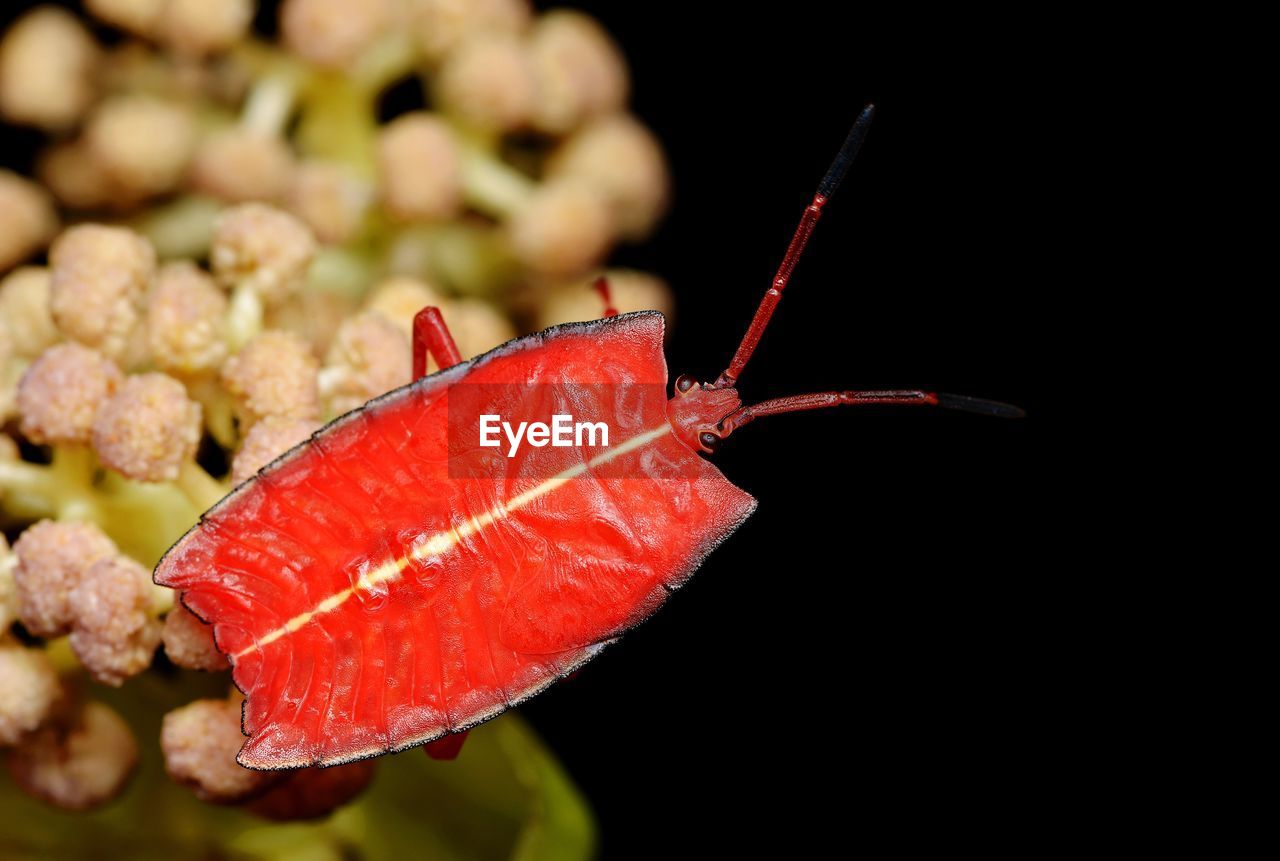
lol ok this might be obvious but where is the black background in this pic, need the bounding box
[532,7,1050,856]
[2,2,1051,856]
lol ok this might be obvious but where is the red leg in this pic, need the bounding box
[592,275,618,318]
[413,307,463,378]
[424,730,470,760]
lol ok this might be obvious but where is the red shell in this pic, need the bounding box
[156,312,756,769]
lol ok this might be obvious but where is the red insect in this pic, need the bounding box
[155,106,1019,770]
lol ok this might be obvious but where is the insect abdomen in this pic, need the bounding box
[157,313,757,769]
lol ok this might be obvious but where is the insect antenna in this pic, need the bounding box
[713,104,876,388]
[934,392,1026,419]
[717,389,1025,436]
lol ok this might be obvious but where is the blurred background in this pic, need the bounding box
[2,1,1046,857]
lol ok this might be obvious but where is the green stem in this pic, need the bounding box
[0,489,56,521]
[92,475,203,567]
[175,461,227,513]
[226,283,265,351]
[44,636,80,675]
[296,73,380,169]
[0,460,60,498]
[0,458,87,520]
[130,195,222,260]
[2,451,206,568]
[147,581,176,617]
[50,447,100,522]
[350,32,419,94]
[307,247,378,300]
[426,222,520,298]
[241,72,299,137]
[186,376,238,450]
[50,445,94,486]
[461,146,536,217]
[292,35,416,176]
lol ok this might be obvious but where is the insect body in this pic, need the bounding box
[155,106,1019,770]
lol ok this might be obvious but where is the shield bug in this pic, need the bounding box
[155,105,1020,770]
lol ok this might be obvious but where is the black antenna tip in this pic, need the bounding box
[936,393,1026,419]
[817,103,877,199]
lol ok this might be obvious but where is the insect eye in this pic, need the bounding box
[675,374,696,394]
[698,431,720,452]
